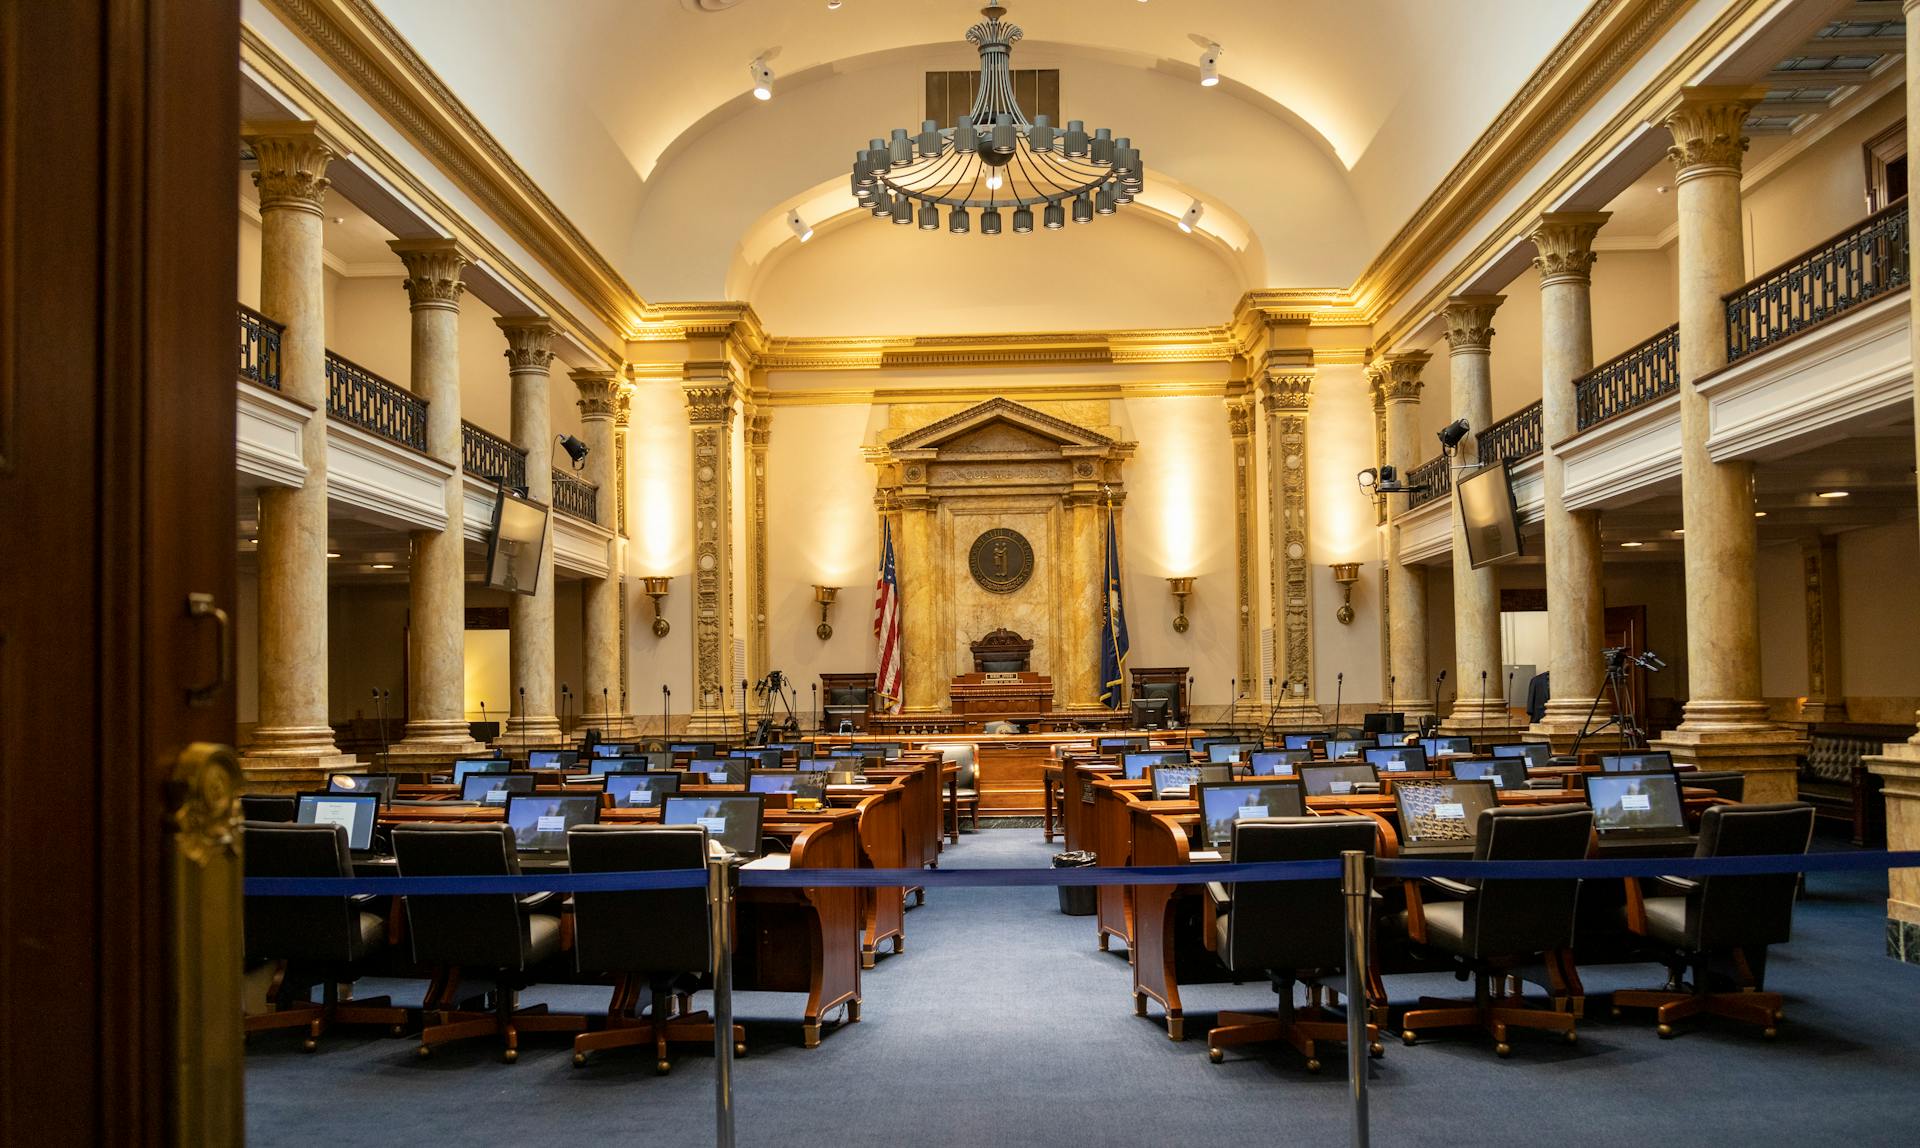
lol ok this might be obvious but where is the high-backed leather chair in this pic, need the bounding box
[392,824,583,1062]
[240,793,298,823]
[1396,804,1593,1056]
[1205,816,1382,1070]
[1613,802,1814,1039]
[1679,770,1745,802]
[566,825,742,1071]
[926,743,981,831]
[242,821,409,1049]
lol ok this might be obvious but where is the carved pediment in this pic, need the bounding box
[885,397,1116,453]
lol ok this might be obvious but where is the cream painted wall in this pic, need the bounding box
[1756,539,1808,701]
[1744,87,1903,278]
[463,630,510,722]
[1836,517,1920,719]
[327,583,410,724]
[625,376,696,718]
[1304,363,1385,711]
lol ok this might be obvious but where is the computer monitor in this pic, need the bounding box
[1248,749,1310,776]
[1419,735,1475,758]
[748,771,828,801]
[1584,772,1687,837]
[452,758,509,786]
[730,747,784,771]
[1373,730,1415,747]
[1490,743,1551,769]
[590,742,632,759]
[1394,779,1497,849]
[1196,781,1307,849]
[1207,741,1263,764]
[663,794,765,858]
[852,742,903,758]
[1362,711,1406,735]
[459,772,535,804]
[1323,737,1366,761]
[594,750,673,775]
[504,794,599,854]
[605,772,681,808]
[1148,763,1231,799]
[296,792,378,852]
[692,757,747,786]
[1130,696,1172,728]
[1449,757,1528,792]
[1122,750,1191,780]
[1099,736,1149,753]
[327,773,395,806]
[795,756,834,773]
[526,749,579,772]
[1364,745,1429,773]
[1298,763,1379,797]
[769,741,811,759]
[1282,732,1326,751]
[1600,751,1674,774]
[670,742,717,757]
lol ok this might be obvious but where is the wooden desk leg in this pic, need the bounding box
[947,776,960,845]
[1044,780,1056,843]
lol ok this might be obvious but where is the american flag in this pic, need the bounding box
[873,519,904,713]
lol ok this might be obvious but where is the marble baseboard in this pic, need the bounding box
[1887,918,1920,965]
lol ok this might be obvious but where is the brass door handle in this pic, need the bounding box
[187,592,231,707]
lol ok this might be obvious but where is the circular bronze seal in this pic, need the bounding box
[968,528,1035,594]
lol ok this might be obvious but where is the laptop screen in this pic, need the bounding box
[795,756,834,773]
[669,743,717,757]
[692,757,747,786]
[1148,764,1232,799]
[1585,773,1686,833]
[1450,758,1528,792]
[327,773,395,806]
[296,793,377,852]
[1364,745,1429,773]
[1207,741,1262,764]
[748,771,827,800]
[1490,743,1550,768]
[605,772,682,807]
[1098,737,1148,752]
[1600,751,1674,774]
[1374,730,1415,747]
[1282,733,1326,751]
[505,794,599,853]
[769,741,810,758]
[853,742,904,758]
[453,758,508,785]
[590,742,632,759]
[1419,735,1475,758]
[1298,763,1378,797]
[1323,738,1366,761]
[596,750,671,775]
[1197,781,1307,849]
[732,748,784,771]
[663,795,764,858]
[1394,780,1497,846]
[1248,749,1309,776]
[1122,750,1191,779]
[526,749,579,771]
[460,773,535,804]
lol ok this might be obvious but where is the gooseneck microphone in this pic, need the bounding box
[1387,674,1396,713]
[1333,671,1345,733]
[1265,677,1288,731]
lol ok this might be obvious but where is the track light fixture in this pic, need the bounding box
[1437,418,1471,452]
[749,56,775,101]
[1178,198,1204,233]
[786,209,813,242]
[1197,40,1223,87]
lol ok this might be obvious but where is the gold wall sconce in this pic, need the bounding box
[1167,576,1195,633]
[1330,562,1361,625]
[814,584,839,640]
[642,576,672,637]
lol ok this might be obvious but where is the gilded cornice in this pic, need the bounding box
[885,397,1121,453]
[570,368,620,419]
[1527,212,1610,287]
[388,237,466,311]
[1441,295,1504,353]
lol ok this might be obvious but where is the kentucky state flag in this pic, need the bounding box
[1099,502,1130,708]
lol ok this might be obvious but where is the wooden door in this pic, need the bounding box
[0,1,242,1143]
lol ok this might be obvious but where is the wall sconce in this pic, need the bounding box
[1330,562,1361,625]
[642,576,672,637]
[1167,576,1195,633]
[813,584,839,640]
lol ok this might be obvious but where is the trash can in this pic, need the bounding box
[1053,850,1097,916]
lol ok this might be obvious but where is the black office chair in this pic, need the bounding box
[1205,816,1382,1070]
[1396,804,1593,1056]
[240,793,297,823]
[1613,802,1814,1039]
[567,825,742,1071]
[242,821,409,1049]
[392,824,584,1062]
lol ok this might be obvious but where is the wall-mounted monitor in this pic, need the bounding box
[1457,458,1522,570]
[484,486,550,596]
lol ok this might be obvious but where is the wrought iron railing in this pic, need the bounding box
[552,468,599,522]
[1575,323,1678,431]
[237,304,282,391]
[1479,400,1542,465]
[1725,198,1909,363]
[1404,455,1452,510]
[324,351,428,452]
[463,421,528,491]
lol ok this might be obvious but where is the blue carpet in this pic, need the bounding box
[246,829,1920,1146]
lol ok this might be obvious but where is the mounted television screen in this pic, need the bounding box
[484,486,550,596]
[1458,459,1522,570]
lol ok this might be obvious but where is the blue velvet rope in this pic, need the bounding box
[242,850,1920,897]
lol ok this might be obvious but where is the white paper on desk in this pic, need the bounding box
[1621,793,1652,812]
[1188,850,1223,862]
[1434,802,1465,820]
[1384,761,1407,772]
[742,853,791,871]
[536,815,567,833]
[1488,776,1505,789]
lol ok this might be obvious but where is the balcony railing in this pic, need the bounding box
[1726,198,1908,363]
[552,468,599,522]
[1575,323,1678,431]
[1405,455,1452,510]
[237,304,282,391]
[463,422,528,491]
[325,352,428,452]
[1479,400,1542,465]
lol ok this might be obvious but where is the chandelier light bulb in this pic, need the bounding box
[1198,43,1222,87]
[1178,198,1204,233]
[786,209,812,242]
[749,57,775,101]
[985,170,1004,190]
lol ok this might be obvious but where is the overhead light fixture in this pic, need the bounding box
[787,209,813,242]
[558,433,589,469]
[1177,198,1204,233]
[1817,490,1850,499]
[849,5,1145,241]
[371,563,394,570]
[749,55,775,101]
[1754,511,1768,518]
[1194,38,1223,87]
[1437,418,1471,452]
[1620,541,1644,549]
[1673,528,1685,536]
[827,0,842,8]
[327,551,341,559]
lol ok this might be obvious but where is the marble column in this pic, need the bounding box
[1227,392,1264,720]
[683,374,740,730]
[497,317,562,746]
[894,458,941,714]
[1440,296,1513,738]
[1263,371,1320,728]
[1380,352,1434,722]
[1647,87,1803,801]
[1867,6,1920,963]
[388,238,484,760]
[239,122,355,786]
[613,389,632,721]
[1062,477,1107,714]
[572,368,635,737]
[1526,215,1616,751]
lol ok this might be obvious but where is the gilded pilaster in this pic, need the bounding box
[1227,391,1262,718]
[684,366,739,729]
[1263,371,1318,727]
[745,406,773,698]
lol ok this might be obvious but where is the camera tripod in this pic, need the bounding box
[1569,647,1663,756]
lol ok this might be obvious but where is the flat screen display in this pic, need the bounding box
[663,795,764,857]
[1248,749,1309,776]
[1449,757,1528,791]
[1207,741,1262,764]
[460,773,535,804]
[1282,733,1325,751]
[1364,745,1429,773]
[1299,763,1378,797]
[453,758,508,785]
[297,793,377,852]
[605,772,682,807]
[484,487,550,596]
[1490,743,1550,768]
[327,774,395,806]
[1419,736,1475,757]
[1600,751,1674,774]
[526,750,578,771]
[1323,738,1366,761]
[1122,750,1191,780]
[1395,780,1497,846]
[1585,773,1686,833]
[1458,458,1522,569]
[693,757,746,786]
[505,794,598,853]
[1197,781,1307,848]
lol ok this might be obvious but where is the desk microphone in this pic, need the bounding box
[560,683,571,736]
[1333,671,1345,732]
[1265,678,1288,731]
[1481,669,1489,709]
[1387,674,1396,713]
[517,685,525,721]
[602,686,611,728]
[1506,668,1516,716]
[662,684,672,747]
[370,687,391,769]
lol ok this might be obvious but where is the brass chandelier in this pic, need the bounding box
[850,4,1144,235]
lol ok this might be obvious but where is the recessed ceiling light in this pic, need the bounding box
[1754,511,1767,518]
[1620,541,1644,548]
[1817,490,1850,499]
[331,216,345,224]
[1655,186,1669,195]
[370,563,394,570]
[327,551,341,559]
[827,0,841,8]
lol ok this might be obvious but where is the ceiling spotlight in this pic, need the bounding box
[827,0,842,8]
[1437,418,1471,451]
[1620,541,1644,548]
[327,551,341,559]
[1356,467,1378,491]
[1196,40,1223,87]
[1754,511,1768,518]
[1177,198,1204,233]
[749,56,775,101]
[558,433,589,469]
[1817,490,1850,499]
[787,209,813,242]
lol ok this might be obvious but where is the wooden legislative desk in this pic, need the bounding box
[813,731,1180,818]
[948,671,1053,720]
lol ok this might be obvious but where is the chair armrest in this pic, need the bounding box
[1206,882,1231,912]
[1402,880,1428,944]
[1421,876,1476,899]
[519,892,562,911]
[1653,875,1699,895]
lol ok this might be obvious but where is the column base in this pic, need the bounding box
[494,716,565,749]
[1440,698,1519,740]
[1865,742,1920,962]
[1525,697,1621,753]
[1649,705,1807,803]
[1798,699,1849,724]
[1271,699,1325,732]
[387,719,486,763]
[239,727,359,793]
[684,710,745,738]
[572,714,642,740]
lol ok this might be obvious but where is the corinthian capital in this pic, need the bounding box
[1528,212,1610,286]
[388,238,467,311]
[570,368,620,420]
[683,381,736,426]
[1379,351,1430,403]
[1656,86,1765,181]
[1261,372,1313,414]
[495,316,555,373]
[243,121,335,215]
[1441,295,1504,353]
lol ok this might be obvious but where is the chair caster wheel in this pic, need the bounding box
[1369,1042,1384,1058]
[656,1060,671,1075]
[573,1052,587,1067]
[735,1042,746,1056]
[503,1049,518,1064]
[1208,1048,1223,1064]
[1495,1043,1512,1058]
[417,1046,431,1059]
[1763,1027,1777,1040]
[1564,1031,1578,1045]
[1772,1010,1784,1022]
[1656,1024,1674,1039]
[301,1038,317,1052]
[390,1025,405,1037]
[1610,1007,1621,1019]
[1401,1031,1416,1047]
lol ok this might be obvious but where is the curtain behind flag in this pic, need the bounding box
[873,519,904,714]
[1099,500,1130,708]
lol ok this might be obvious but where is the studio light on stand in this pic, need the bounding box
[558,434,589,470]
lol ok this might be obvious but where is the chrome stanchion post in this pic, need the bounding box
[709,855,736,1148]
[1341,849,1371,1148]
